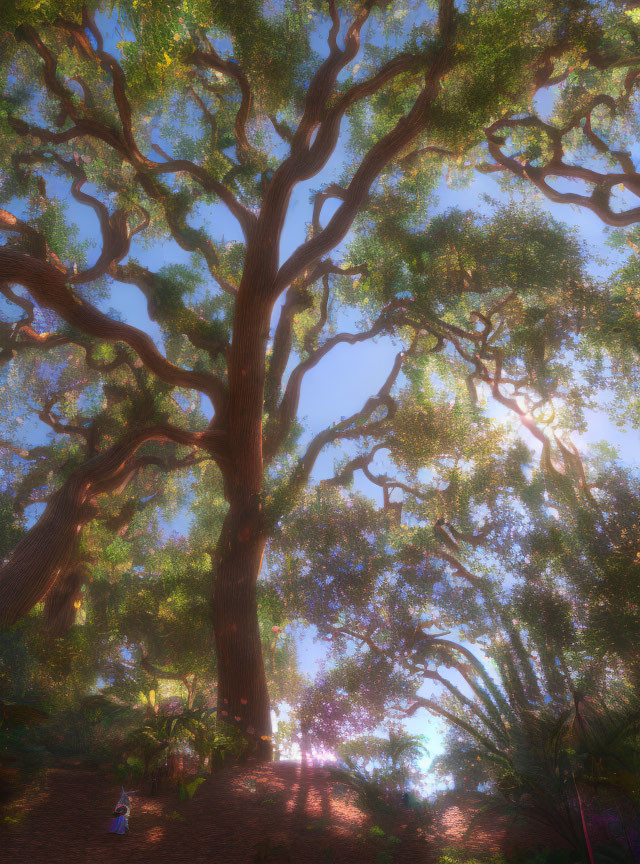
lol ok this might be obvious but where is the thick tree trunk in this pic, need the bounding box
[211,264,275,759]
[212,499,272,760]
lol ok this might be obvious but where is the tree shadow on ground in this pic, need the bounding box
[1,761,437,864]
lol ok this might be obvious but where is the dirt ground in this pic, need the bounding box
[1,761,443,864]
[1,760,568,864]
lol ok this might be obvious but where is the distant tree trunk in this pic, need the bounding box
[211,498,272,760]
[300,720,311,765]
[184,674,197,710]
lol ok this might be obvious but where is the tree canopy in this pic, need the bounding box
[1,5,640,851]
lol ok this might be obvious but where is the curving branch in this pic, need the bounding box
[140,652,198,709]
[265,301,404,461]
[240,2,455,306]
[263,284,314,421]
[269,114,293,144]
[0,439,49,463]
[274,63,455,293]
[481,88,640,226]
[14,15,256,240]
[0,246,228,412]
[312,184,348,235]
[303,274,332,355]
[1,283,36,328]
[14,142,236,296]
[68,174,144,285]
[0,423,226,625]
[263,260,365,427]
[427,548,486,590]
[188,84,219,142]
[322,443,387,489]
[291,342,415,494]
[299,260,367,293]
[403,695,507,759]
[401,303,553,449]
[133,171,242,292]
[188,40,253,162]
[443,521,495,548]
[398,144,455,168]
[0,282,134,375]
[326,612,508,744]
[287,0,377,159]
[37,395,94,450]
[4,149,141,285]
[110,261,231,356]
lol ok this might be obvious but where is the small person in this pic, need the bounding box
[109,787,133,835]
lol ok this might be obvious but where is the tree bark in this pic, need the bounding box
[211,498,272,759]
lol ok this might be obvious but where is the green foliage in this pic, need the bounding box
[0,495,24,559]
[337,731,428,797]
[177,710,248,771]
[0,701,48,728]
[1,6,640,846]
[177,775,205,800]
[434,1,542,144]
[438,845,633,864]
[0,697,49,807]
[0,0,87,31]
[438,850,508,864]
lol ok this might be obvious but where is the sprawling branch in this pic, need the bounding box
[481,87,640,226]
[263,260,367,457]
[398,144,455,167]
[321,442,386,487]
[133,169,246,295]
[325,622,389,659]
[292,343,413,493]
[403,695,506,759]
[140,652,198,708]
[427,549,486,590]
[400,302,554,449]
[188,40,253,162]
[287,1,377,158]
[18,141,239,297]
[0,246,228,412]
[110,261,230,356]
[14,15,256,239]
[273,43,456,293]
[238,2,455,304]
[265,301,403,460]
[38,396,96,451]
[263,283,315,420]
[0,423,226,625]
[0,282,133,374]
[303,274,332,354]
[327,611,508,744]
[312,183,348,235]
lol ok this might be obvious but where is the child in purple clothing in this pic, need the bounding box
[109,788,132,834]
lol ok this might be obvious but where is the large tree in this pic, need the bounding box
[1,0,640,758]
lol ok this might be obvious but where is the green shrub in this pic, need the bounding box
[438,848,507,864]
[177,776,206,801]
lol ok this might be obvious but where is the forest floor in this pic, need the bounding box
[0,761,544,864]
